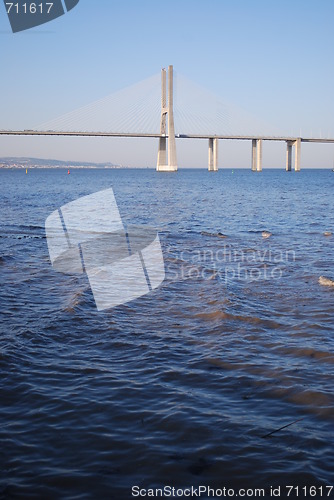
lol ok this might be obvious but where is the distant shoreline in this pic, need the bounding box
[0,165,127,169]
[0,157,124,169]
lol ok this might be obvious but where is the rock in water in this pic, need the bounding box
[262,231,272,238]
[319,276,334,287]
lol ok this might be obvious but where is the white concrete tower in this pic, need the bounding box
[156,65,178,171]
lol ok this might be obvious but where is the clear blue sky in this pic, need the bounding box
[1,0,334,167]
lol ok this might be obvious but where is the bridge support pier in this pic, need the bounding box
[208,138,218,171]
[286,139,301,171]
[251,139,257,171]
[294,138,301,171]
[157,65,177,172]
[286,140,293,171]
[251,139,262,171]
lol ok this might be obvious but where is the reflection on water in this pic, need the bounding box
[1,168,334,499]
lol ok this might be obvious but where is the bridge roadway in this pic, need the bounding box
[1,129,334,172]
[1,130,334,143]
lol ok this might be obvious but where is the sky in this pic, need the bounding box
[1,0,334,168]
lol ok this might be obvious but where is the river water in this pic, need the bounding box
[1,168,334,499]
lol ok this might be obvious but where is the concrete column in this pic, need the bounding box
[157,68,167,170]
[286,141,293,171]
[251,139,257,171]
[213,138,218,171]
[157,138,167,169]
[294,138,301,171]
[167,65,177,170]
[256,139,262,171]
[208,138,218,171]
[208,138,213,171]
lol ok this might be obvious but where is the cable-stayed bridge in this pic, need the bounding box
[1,65,334,171]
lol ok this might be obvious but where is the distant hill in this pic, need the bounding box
[0,157,124,168]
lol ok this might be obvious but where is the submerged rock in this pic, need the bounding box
[319,276,334,287]
[262,231,272,238]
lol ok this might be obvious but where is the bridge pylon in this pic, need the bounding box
[157,65,178,172]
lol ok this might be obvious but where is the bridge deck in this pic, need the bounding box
[1,130,334,143]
